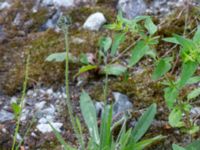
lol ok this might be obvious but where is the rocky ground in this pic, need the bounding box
[1,0,200,149]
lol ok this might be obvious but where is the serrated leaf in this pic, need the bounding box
[152,57,172,80]
[111,33,126,56]
[179,61,198,88]
[163,37,180,44]
[75,65,97,77]
[169,106,184,127]
[187,87,200,101]
[131,103,157,142]
[128,40,149,67]
[45,52,77,62]
[104,64,127,76]
[172,144,186,150]
[80,91,100,145]
[144,17,157,35]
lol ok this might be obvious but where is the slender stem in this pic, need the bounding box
[63,27,84,149]
[104,54,109,103]
[12,53,30,150]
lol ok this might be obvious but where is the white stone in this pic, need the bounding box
[46,88,53,95]
[83,12,106,31]
[35,101,46,110]
[42,0,74,8]
[0,2,11,10]
[10,97,18,104]
[36,122,63,133]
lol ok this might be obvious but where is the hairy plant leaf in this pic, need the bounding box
[129,40,149,67]
[111,33,126,56]
[163,37,179,44]
[80,91,100,145]
[131,103,156,142]
[164,87,179,109]
[152,57,172,80]
[187,87,200,101]
[172,144,186,150]
[179,61,198,88]
[80,53,89,65]
[104,64,127,76]
[45,52,77,62]
[169,106,184,127]
[100,105,112,150]
[144,17,157,35]
[75,65,97,77]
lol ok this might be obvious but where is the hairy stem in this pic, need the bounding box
[12,53,30,150]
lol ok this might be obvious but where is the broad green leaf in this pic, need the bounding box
[75,65,97,77]
[186,139,200,150]
[49,122,76,150]
[133,135,165,150]
[145,49,157,60]
[179,61,198,88]
[80,53,89,65]
[104,64,127,76]
[128,40,149,67]
[131,103,157,142]
[174,34,195,50]
[182,124,199,134]
[99,36,112,54]
[172,144,186,150]
[11,103,22,116]
[80,91,100,145]
[186,76,200,85]
[111,33,126,56]
[169,106,184,127]
[187,87,200,100]
[119,128,132,150]
[45,52,77,62]
[164,87,179,109]
[163,37,179,44]
[100,105,112,150]
[144,17,157,35]
[152,57,172,80]
[193,26,200,43]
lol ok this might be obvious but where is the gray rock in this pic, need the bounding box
[117,0,147,19]
[35,101,46,110]
[40,10,62,31]
[0,110,14,123]
[112,92,133,115]
[83,12,106,31]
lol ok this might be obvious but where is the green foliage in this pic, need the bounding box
[172,144,186,150]
[104,64,127,76]
[128,40,150,67]
[131,103,157,142]
[111,33,126,56]
[75,65,97,77]
[187,87,200,100]
[80,91,100,145]
[152,57,172,80]
[45,52,77,62]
